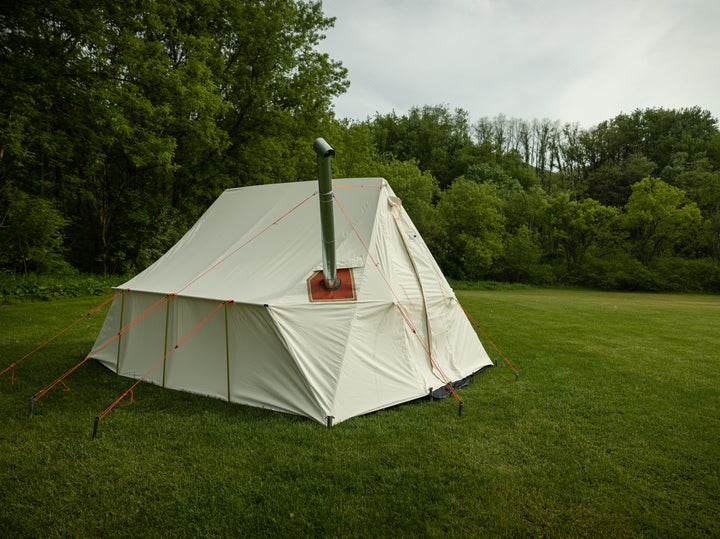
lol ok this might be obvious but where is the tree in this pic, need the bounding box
[368,105,474,189]
[542,194,619,271]
[584,153,656,207]
[465,162,514,186]
[574,108,718,205]
[0,0,348,273]
[500,224,544,283]
[317,119,440,240]
[435,179,504,280]
[622,177,702,265]
[0,185,71,274]
[674,159,720,261]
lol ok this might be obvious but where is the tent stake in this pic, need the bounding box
[28,397,35,418]
[92,416,99,440]
[458,400,464,416]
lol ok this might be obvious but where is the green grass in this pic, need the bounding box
[1,290,718,536]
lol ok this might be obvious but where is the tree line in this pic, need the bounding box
[359,105,720,291]
[2,1,719,292]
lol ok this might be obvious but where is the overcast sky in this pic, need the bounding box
[318,0,719,128]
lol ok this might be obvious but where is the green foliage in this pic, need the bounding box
[497,225,550,284]
[358,104,720,289]
[465,162,515,187]
[577,252,662,290]
[543,194,620,271]
[368,105,474,189]
[0,273,128,304]
[0,186,71,274]
[583,152,656,206]
[579,107,718,205]
[0,0,347,273]
[318,121,380,179]
[316,119,440,237]
[621,177,703,265]
[436,180,505,280]
[375,159,439,233]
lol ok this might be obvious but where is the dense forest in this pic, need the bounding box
[2,1,719,291]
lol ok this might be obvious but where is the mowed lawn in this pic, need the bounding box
[0,289,718,537]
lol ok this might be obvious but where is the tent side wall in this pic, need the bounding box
[226,302,327,422]
[387,197,493,379]
[329,301,431,423]
[91,291,329,423]
[162,296,228,400]
[91,290,168,386]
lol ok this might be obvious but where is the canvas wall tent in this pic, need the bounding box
[90,178,493,425]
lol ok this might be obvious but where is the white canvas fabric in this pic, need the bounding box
[91,178,493,424]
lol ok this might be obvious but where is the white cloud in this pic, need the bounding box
[319,0,720,127]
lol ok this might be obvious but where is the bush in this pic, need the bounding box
[0,186,72,274]
[575,255,663,291]
[573,254,720,292]
[652,257,720,292]
[0,272,131,304]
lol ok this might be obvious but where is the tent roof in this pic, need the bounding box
[119,179,387,304]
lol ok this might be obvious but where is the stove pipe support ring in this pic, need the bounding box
[313,138,340,291]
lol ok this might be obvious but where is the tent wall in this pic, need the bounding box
[330,301,430,422]
[386,199,492,381]
[226,303,326,421]
[163,296,228,400]
[92,293,332,422]
[95,290,168,387]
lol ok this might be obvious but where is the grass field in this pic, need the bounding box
[1,289,718,536]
